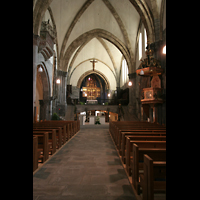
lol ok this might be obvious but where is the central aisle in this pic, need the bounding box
[33,127,137,200]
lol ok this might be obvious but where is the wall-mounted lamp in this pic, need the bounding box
[163,45,166,54]
[38,66,43,72]
[108,93,110,97]
[128,81,132,86]
[56,79,60,84]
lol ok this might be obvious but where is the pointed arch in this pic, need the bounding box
[68,58,116,83]
[77,70,110,90]
[129,0,155,43]
[59,0,95,64]
[67,37,117,79]
[61,29,132,73]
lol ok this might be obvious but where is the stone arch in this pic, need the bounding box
[129,0,155,43]
[37,62,51,120]
[159,0,166,40]
[59,0,95,64]
[33,0,53,35]
[69,58,116,83]
[33,0,156,62]
[68,37,117,79]
[61,29,132,73]
[60,0,135,72]
[77,70,110,90]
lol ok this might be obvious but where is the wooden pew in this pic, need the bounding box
[36,120,80,135]
[132,143,166,194]
[33,120,80,141]
[120,131,166,157]
[114,127,166,147]
[33,136,38,172]
[140,154,166,200]
[126,140,166,176]
[33,132,49,163]
[33,127,62,148]
[33,123,67,145]
[111,125,166,146]
[33,129,56,155]
[121,135,166,163]
[109,120,165,145]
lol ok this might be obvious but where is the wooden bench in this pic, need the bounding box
[120,131,166,156]
[126,140,166,176]
[33,127,62,148]
[114,127,166,147]
[109,120,165,143]
[140,154,166,200]
[111,125,166,145]
[132,143,166,194]
[36,120,80,136]
[33,123,67,144]
[33,132,49,163]
[33,136,38,172]
[121,134,166,163]
[33,120,80,141]
[109,121,165,134]
[33,129,56,155]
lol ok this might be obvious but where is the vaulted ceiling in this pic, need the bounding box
[33,0,164,90]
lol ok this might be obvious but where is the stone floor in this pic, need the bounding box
[33,126,137,200]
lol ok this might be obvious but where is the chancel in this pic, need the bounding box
[81,74,101,104]
[33,0,166,199]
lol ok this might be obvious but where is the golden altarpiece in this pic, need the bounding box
[82,76,101,100]
[136,43,164,123]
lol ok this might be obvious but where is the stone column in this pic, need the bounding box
[128,72,136,115]
[56,70,68,116]
[33,34,40,121]
[56,70,67,104]
[39,99,51,121]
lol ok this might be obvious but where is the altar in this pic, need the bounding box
[82,75,101,103]
[86,100,98,104]
[99,116,105,124]
[88,116,105,124]
[89,116,95,124]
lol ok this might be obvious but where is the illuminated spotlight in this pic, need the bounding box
[128,81,132,86]
[163,45,166,54]
[56,79,60,84]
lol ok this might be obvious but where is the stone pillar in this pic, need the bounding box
[56,70,68,116]
[56,70,67,104]
[107,108,110,122]
[33,34,40,122]
[39,99,51,121]
[141,106,143,121]
[152,106,158,123]
[128,72,136,115]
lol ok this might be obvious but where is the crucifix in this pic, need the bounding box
[90,59,98,71]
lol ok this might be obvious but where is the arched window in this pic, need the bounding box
[121,59,129,86]
[144,28,147,49]
[139,32,142,60]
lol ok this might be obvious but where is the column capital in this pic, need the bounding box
[57,70,68,77]
[128,72,136,79]
[33,34,40,46]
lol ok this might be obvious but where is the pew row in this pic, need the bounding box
[126,140,166,176]
[131,143,166,195]
[140,154,166,200]
[33,129,56,155]
[33,132,49,164]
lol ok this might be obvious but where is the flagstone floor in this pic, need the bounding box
[33,126,137,200]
